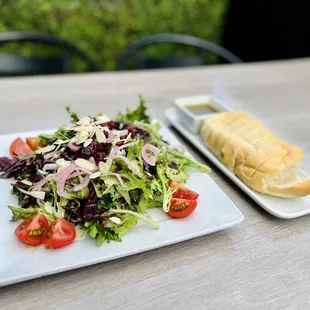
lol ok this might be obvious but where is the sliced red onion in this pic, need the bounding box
[57,183,71,199]
[32,178,47,192]
[111,147,119,156]
[53,164,74,183]
[142,143,160,166]
[68,171,89,179]
[32,178,47,206]
[68,140,81,152]
[43,163,58,171]
[75,167,94,175]
[106,153,139,175]
[68,167,97,180]
[105,146,140,174]
[73,177,90,192]
[89,157,96,165]
[107,131,116,143]
[55,165,77,198]
[52,164,95,198]
[53,164,93,183]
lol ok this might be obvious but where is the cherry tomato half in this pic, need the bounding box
[15,213,49,246]
[43,218,76,249]
[168,198,198,218]
[26,137,41,151]
[169,181,199,200]
[10,137,33,158]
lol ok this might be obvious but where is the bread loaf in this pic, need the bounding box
[200,111,310,198]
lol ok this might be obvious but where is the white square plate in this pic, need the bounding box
[165,107,310,219]
[0,123,243,287]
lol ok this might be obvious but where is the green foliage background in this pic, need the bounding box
[0,0,228,72]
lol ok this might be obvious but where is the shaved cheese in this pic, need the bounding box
[30,191,46,200]
[109,217,122,225]
[99,160,112,174]
[75,158,96,172]
[36,144,56,154]
[96,128,107,143]
[56,158,71,171]
[44,201,54,214]
[77,116,91,125]
[89,171,102,179]
[83,139,93,147]
[54,139,70,145]
[43,163,58,171]
[56,158,65,167]
[21,180,32,186]
[72,126,86,132]
[96,115,110,123]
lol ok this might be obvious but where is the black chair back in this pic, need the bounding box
[0,32,100,76]
[117,33,242,70]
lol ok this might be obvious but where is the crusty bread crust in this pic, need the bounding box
[200,111,310,198]
[266,179,310,198]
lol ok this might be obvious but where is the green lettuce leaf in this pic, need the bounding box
[66,106,79,123]
[83,214,137,247]
[38,134,54,145]
[113,214,138,235]
[84,220,122,246]
[156,163,174,212]
[8,206,39,221]
[116,95,151,123]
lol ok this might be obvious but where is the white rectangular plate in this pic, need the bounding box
[0,124,243,287]
[165,107,310,219]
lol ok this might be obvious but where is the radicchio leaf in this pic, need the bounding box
[0,155,44,179]
[83,183,107,221]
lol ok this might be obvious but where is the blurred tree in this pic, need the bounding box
[0,0,228,71]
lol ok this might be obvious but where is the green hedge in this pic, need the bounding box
[0,0,228,72]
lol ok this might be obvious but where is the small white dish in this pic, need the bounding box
[174,95,230,134]
[0,123,243,287]
[165,106,310,219]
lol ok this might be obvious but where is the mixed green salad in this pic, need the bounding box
[0,97,211,248]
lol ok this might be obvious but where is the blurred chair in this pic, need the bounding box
[117,33,242,70]
[0,31,100,76]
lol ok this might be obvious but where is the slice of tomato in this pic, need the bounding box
[15,213,49,246]
[43,218,76,249]
[26,137,41,151]
[168,198,198,218]
[169,181,199,200]
[10,137,33,158]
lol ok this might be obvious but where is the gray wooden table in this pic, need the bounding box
[1,59,310,309]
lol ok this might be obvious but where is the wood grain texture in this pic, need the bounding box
[1,59,310,309]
